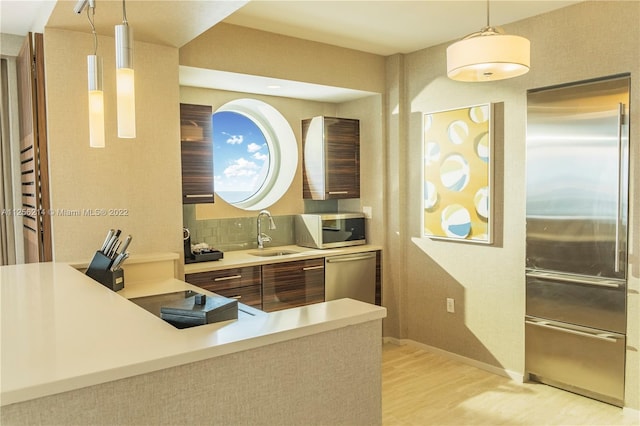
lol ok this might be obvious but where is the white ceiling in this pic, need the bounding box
[1,0,582,102]
[225,0,581,57]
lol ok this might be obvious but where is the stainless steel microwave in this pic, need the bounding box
[295,213,366,249]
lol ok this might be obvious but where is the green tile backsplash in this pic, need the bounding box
[183,205,295,252]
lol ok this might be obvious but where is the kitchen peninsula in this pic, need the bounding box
[0,260,386,425]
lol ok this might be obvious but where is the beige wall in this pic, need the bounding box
[44,28,183,262]
[391,1,639,409]
[180,23,386,94]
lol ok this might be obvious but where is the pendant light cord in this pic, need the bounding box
[86,4,97,55]
[122,0,128,25]
[486,0,491,27]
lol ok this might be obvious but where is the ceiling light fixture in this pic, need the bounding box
[446,0,530,82]
[76,0,105,148]
[115,0,136,138]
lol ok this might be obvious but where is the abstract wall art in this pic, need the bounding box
[422,103,493,243]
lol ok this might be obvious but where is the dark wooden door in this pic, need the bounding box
[185,266,262,309]
[302,116,360,200]
[17,33,51,263]
[325,117,360,199]
[180,103,214,204]
[261,259,325,312]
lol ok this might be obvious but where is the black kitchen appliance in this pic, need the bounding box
[129,290,238,329]
[183,227,224,263]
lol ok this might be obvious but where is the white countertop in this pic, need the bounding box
[0,262,386,406]
[184,244,382,274]
[68,251,180,270]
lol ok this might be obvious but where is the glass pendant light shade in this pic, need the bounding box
[87,54,105,148]
[115,23,136,138]
[447,29,530,82]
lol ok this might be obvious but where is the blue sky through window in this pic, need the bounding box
[212,111,270,204]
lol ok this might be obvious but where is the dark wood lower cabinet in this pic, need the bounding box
[185,266,262,309]
[262,259,325,312]
[185,251,380,313]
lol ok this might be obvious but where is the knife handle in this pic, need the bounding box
[101,229,114,252]
[118,235,132,255]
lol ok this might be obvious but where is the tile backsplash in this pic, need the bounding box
[183,205,295,252]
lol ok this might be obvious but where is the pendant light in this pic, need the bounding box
[82,0,105,148]
[115,0,136,138]
[446,0,530,82]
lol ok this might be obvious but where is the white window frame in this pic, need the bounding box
[214,98,298,211]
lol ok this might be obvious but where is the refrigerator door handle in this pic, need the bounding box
[525,270,622,289]
[525,319,620,343]
[615,102,625,274]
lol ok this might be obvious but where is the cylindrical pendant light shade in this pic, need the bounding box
[87,55,105,148]
[115,23,136,138]
[447,33,530,82]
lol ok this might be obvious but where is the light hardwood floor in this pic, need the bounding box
[382,343,640,426]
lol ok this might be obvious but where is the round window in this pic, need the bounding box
[212,99,297,210]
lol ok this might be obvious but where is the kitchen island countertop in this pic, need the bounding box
[0,262,386,407]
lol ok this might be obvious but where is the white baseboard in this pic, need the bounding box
[383,337,524,383]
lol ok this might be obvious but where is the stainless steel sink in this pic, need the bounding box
[248,249,299,257]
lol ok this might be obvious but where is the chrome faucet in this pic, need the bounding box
[257,210,276,249]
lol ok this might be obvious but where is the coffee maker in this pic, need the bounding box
[183,228,223,263]
[183,228,194,261]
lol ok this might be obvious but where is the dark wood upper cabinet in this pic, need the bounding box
[302,116,360,200]
[180,103,214,204]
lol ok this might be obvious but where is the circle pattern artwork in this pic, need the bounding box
[447,120,469,145]
[441,204,471,238]
[474,186,489,219]
[423,104,491,242]
[424,181,438,210]
[475,132,490,162]
[470,105,490,123]
[440,154,469,192]
[425,142,441,165]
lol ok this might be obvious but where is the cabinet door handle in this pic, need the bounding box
[214,275,242,281]
[303,265,325,271]
[185,194,214,198]
[230,295,242,299]
[328,191,348,195]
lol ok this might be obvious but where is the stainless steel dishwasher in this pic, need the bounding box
[324,252,376,304]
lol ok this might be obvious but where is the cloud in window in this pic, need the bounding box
[223,157,259,178]
[253,152,268,162]
[223,132,244,145]
[247,142,262,153]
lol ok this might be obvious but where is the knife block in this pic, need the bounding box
[85,251,125,291]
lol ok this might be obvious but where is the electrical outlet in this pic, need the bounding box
[446,298,455,313]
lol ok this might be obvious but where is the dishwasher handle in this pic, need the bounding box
[326,253,376,263]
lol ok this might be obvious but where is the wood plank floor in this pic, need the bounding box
[382,342,640,426]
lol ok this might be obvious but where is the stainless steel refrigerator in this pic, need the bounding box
[524,74,630,407]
